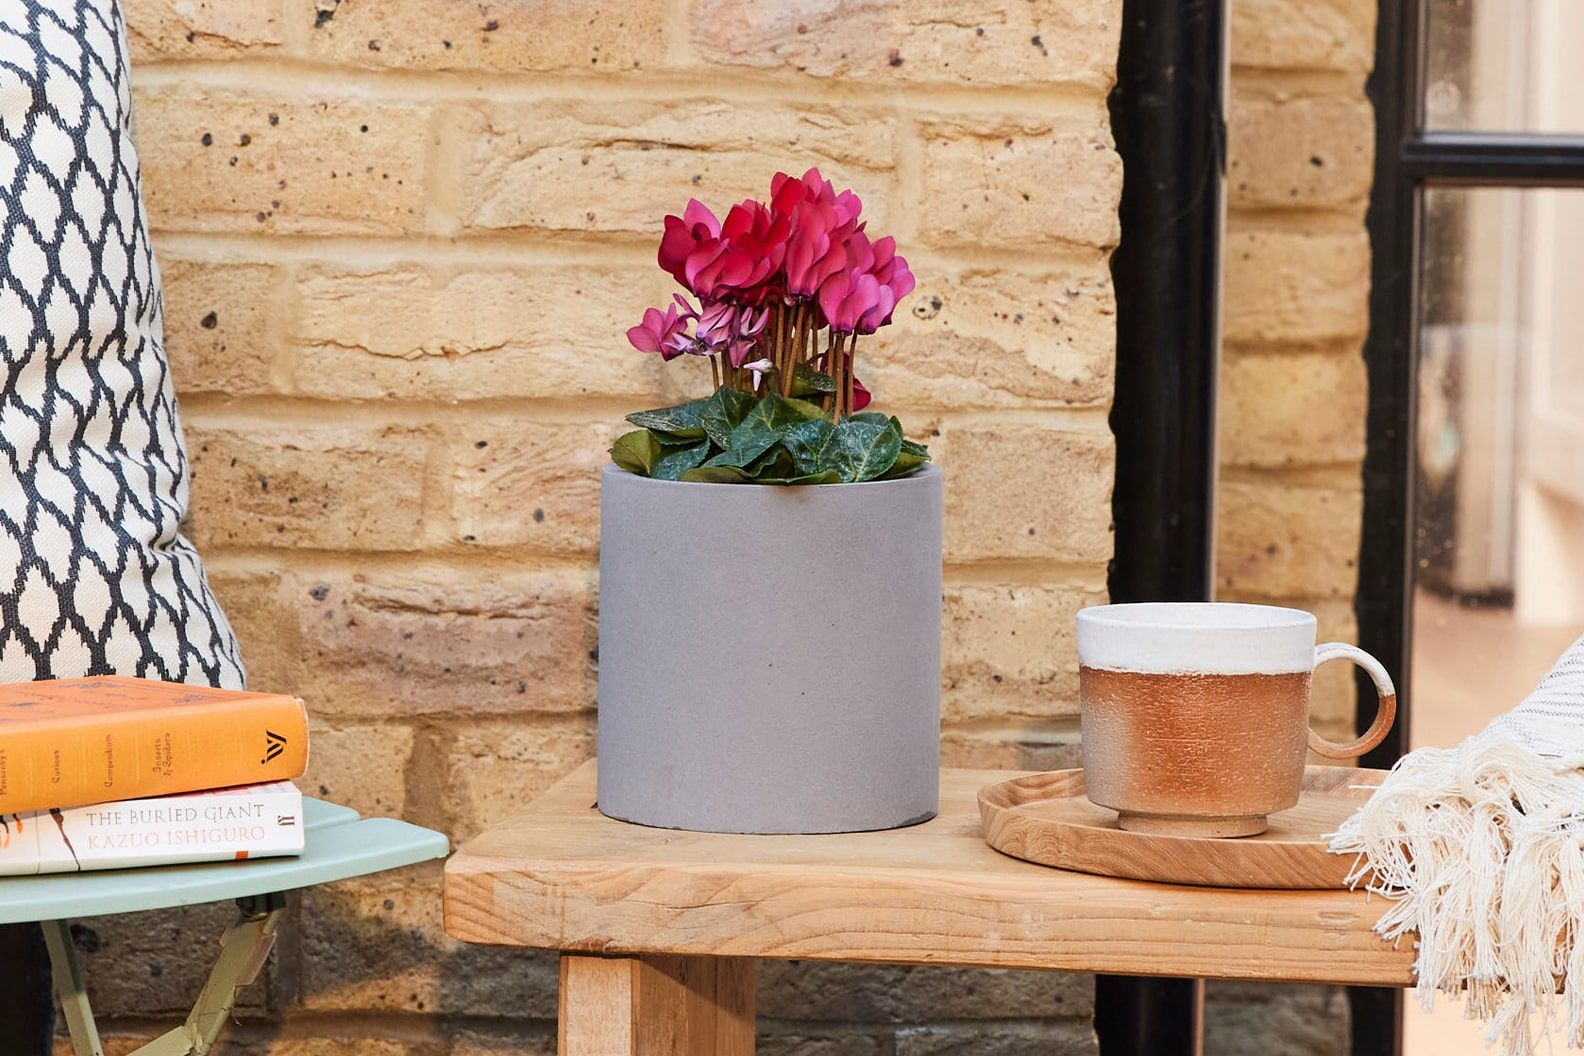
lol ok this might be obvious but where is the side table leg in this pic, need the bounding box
[131,892,286,1056]
[558,953,755,1056]
[42,920,104,1056]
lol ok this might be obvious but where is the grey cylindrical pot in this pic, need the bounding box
[597,463,942,834]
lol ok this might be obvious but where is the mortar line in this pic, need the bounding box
[149,230,1113,276]
[177,396,1114,432]
[130,58,1111,118]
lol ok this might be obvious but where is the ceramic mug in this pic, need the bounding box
[1076,602,1396,838]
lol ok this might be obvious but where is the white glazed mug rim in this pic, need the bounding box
[1076,601,1316,631]
[1076,601,1318,676]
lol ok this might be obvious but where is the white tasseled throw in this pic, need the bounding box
[1331,634,1584,1055]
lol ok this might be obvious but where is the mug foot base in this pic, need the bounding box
[1114,811,1268,838]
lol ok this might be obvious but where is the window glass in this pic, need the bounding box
[1405,185,1584,1050]
[1423,0,1584,133]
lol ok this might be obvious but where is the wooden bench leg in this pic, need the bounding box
[558,953,755,1055]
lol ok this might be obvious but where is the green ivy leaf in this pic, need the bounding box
[626,397,711,438]
[782,418,839,475]
[610,429,662,476]
[679,465,755,484]
[741,392,816,433]
[652,440,712,480]
[700,386,757,447]
[879,429,930,479]
[755,470,842,485]
[703,421,780,470]
[745,446,796,479]
[783,395,827,421]
[789,363,837,397]
[831,416,903,482]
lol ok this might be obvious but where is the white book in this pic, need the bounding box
[0,781,304,876]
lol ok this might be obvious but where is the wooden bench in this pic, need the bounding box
[444,761,1412,1054]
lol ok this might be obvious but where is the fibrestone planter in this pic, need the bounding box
[596,463,943,834]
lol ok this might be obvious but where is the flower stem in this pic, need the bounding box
[845,334,856,417]
[710,354,721,391]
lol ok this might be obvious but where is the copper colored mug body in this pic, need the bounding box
[1076,604,1397,839]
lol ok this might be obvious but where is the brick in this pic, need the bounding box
[205,567,305,692]
[758,1036,890,1056]
[443,715,595,841]
[1217,478,1361,599]
[449,422,612,553]
[919,120,1121,250]
[1219,350,1367,468]
[691,0,1120,90]
[136,91,429,235]
[939,723,1081,771]
[58,1033,439,1056]
[301,720,414,817]
[241,1041,439,1056]
[896,1023,1098,1055]
[941,424,1113,564]
[297,572,596,720]
[292,264,683,403]
[1231,0,1374,74]
[1223,228,1369,345]
[125,0,285,62]
[862,267,1115,411]
[186,425,430,550]
[1227,89,1373,210]
[302,0,667,72]
[1203,981,1348,1056]
[760,961,1092,1021]
[70,904,269,1017]
[162,259,283,396]
[454,101,894,235]
[248,1044,437,1056]
[942,582,1105,722]
[297,863,559,1017]
[447,1029,556,1056]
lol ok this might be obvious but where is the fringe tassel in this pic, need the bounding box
[1331,734,1584,1055]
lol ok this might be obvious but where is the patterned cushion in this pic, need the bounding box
[0,0,244,687]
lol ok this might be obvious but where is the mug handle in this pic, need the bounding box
[1307,643,1398,760]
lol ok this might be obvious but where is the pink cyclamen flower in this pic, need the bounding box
[771,168,862,227]
[741,358,773,391]
[688,302,769,367]
[773,168,865,300]
[728,307,770,367]
[817,269,884,334]
[867,235,915,325]
[626,304,689,360]
[658,199,722,289]
[715,199,791,303]
[692,300,739,353]
[657,197,791,302]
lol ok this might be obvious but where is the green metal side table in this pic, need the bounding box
[0,798,448,1056]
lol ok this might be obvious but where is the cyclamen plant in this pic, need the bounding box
[612,167,929,485]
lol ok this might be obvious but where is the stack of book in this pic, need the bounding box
[0,676,310,876]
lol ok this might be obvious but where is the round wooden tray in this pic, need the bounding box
[978,766,1386,889]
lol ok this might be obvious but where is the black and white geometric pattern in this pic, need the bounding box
[0,0,244,688]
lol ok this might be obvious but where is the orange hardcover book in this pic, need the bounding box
[0,676,309,815]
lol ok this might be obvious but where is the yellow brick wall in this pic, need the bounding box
[1219,0,1375,748]
[1206,2,1375,1053]
[81,1,1123,1052]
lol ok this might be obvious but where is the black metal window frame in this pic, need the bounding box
[1353,4,1584,1055]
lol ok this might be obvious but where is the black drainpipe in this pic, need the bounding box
[1098,0,1227,1051]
